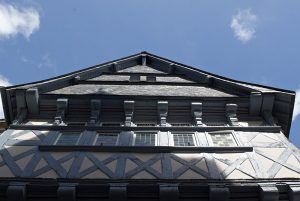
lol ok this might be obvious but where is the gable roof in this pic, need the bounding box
[0,51,296,135]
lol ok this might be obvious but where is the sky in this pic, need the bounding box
[0,0,299,146]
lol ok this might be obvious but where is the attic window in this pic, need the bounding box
[146,75,156,82]
[55,132,81,145]
[129,75,140,82]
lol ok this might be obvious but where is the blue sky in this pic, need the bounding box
[0,0,299,146]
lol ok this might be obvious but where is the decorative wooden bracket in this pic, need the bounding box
[141,54,147,66]
[158,101,168,126]
[209,185,230,201]
[226,104,239,126]
[57,183,76,201]
[124,100,134,126]
[88,99,101,125]
[13,90,28,125]
[288,184,300,201]
[159,183,179,201]
[263,110,276,126]
[191,102,203,126]
[109,183,127,201]
[7,182,27,201]
[259,184,279,201]
[54,98,68,125]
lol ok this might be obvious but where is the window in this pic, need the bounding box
[136,123,156,127]
[171,123,191,127]
[95,132,119,146]
[55,132,81,145]
[173,133,195,147]
[207,132,237,147]
[134,132,157,146]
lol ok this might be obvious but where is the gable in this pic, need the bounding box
[0,51,295,135]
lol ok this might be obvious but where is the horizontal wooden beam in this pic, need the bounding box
[10,124,282,133]
[39,145,253,153]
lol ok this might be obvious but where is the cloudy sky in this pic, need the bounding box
[0,0,299,146]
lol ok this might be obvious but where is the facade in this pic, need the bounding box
[0,51,299,200]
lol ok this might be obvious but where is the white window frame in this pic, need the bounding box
[170,132,198,147]
[93,132,120,146]
[205,130,240,147]
[132,131,158,146]
[55,131,82,145]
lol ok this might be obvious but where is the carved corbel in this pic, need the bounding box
[259,184,279,201]
[13,90,28,124]
[54,98,68,125]
[226,103,239,126]
[168,63,175,74]
[158,101,168,126]
[141,54,147,66]
[26,88,39,114]
[112,62,121,72]
[263,110,276,126]
[124,100,134,126]
[88,99,101,125]
[191,102,202,126]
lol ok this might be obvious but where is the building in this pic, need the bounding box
[0,52,299,201]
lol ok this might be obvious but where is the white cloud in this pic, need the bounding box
[293,86,300,121]
[0,3,40,39]
[0,75,12,119]
[230,9,257,43]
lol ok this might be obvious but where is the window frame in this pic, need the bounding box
[205,130,241,147]
[54,131,82,145]
[132,131,158,146]
[170,132,198,147]
[93,132,120,146]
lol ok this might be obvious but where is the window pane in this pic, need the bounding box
[209,133,237,147]
[173,134,195,147]
[56,132,80,145]
[95,133,118,146]
[135,133,156,146]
